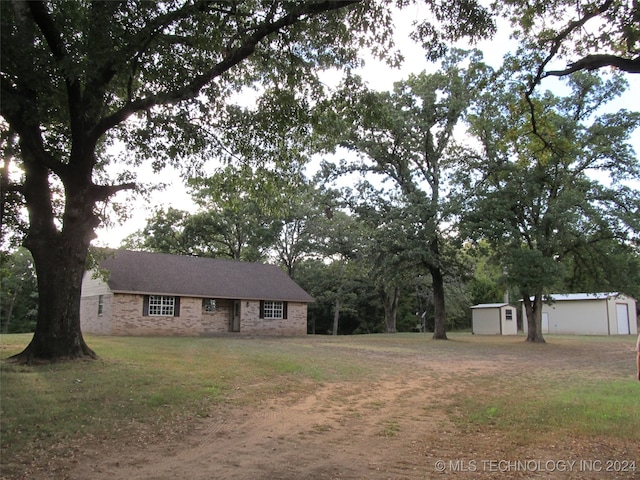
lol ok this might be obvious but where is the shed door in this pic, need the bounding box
[616,304,630,335]
[541,313,549,334]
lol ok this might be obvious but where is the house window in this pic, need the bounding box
[147,295,176,316]
[260,301,287,319]
[505,309,513,321]
[98,295,104,316]
[203,298,217,313]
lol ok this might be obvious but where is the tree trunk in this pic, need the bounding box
[10,159,98,363]
[332,297,340,336]
[380,285,399,333]
[428,237,448,340]
[430,264,448,340]
[2,287,20,334]
[523,291,546,343]
[11,236,97,363]
[332,267,344,336]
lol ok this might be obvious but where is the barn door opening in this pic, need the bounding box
[230,300,241,332]
[616,304,630,335]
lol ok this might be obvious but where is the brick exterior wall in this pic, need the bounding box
[80,293,113,335]
[81,293,307,336]
[240,301,308,336]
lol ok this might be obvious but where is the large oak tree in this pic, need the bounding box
[460,71,640,342]
[316,50,489,339]
[0,0,382,362]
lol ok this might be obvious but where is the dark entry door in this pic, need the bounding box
[230,300,241,332]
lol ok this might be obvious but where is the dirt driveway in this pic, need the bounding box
[13,335,640,479]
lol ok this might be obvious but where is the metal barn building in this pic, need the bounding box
[521,293,638,336]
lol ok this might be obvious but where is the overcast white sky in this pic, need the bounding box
[94,7,640,248]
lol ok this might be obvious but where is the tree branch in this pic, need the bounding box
[524,0,614,146]
[25,1,67,60]
[0,84,67,174]
[84,2,128,97]
[91,181,138,203]
[27,1,83,123]
[545,54,640,76]
[92,0,358,140]
[527,0,614,98]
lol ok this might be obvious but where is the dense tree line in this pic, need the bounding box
[120,61,640,337]
[0,248,37,334]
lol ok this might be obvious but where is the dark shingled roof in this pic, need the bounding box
[99,250,314,303]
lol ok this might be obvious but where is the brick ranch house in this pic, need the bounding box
[80,250,314,336]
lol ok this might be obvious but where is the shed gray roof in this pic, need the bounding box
[98,250,314,303]
[470,303,511,309]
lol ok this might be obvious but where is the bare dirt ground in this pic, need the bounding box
[7,336,640,479]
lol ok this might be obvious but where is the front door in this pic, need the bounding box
[230,300,241,332]
[541,312,549,334]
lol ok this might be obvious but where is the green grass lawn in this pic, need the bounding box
[2,332,639,474]
[0,334,371,459]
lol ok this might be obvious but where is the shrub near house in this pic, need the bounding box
[80,250,313,336]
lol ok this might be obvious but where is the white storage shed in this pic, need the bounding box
[471,303,518,335]
[521,292,638,336]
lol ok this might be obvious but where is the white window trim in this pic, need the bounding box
[149,295,175,316]
[263,300,284,319]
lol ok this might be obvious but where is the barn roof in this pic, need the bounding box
[546,293,617,301]
[96,250,314,303]
[521,292,638,302]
